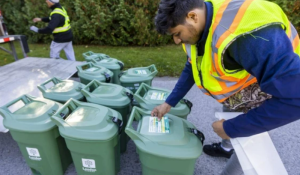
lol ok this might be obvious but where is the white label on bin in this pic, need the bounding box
[135,70,147,74]
[149,116,170,133]
[150,92,167,100]
[86,67,98,72]
[82,158,97,172]
[26,147,42,161]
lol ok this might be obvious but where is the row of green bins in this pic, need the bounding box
[82,51,110,62]
[76,62,113,85]
[37,77,86,103]
[81,80,133,153]
[119,64,158,93]
[51,99,123,175]
[134,83,193,119]
[0,95,72,175]
[125,107,204,175]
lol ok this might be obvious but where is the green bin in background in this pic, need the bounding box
[37,77,86,103]
[51,99,123,175]
[81,80,133,153]
[125,107,204,175]
[89,56,124,85]
[76,62,113,85]
[0,95,72,175]
[119,64,158,93]
[82,51,110,62]
[134,83,193,119]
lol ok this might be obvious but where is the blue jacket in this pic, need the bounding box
[165,2,300,138]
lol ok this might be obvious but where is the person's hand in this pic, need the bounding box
[151,102,171,120]
[30,26,39,33]
[212,119,230,139]
[33,18,41,23]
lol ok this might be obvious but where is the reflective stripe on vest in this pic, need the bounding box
[184,0,300,103]
[49,7,71,33]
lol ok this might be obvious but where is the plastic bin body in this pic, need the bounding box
[81,80,133,153]
[134,83,192,119]
[125,107,203,175]
[0,95,72,175]
[51,99,123,175]
[119,64,158,93]
[76,63,113,85]
[38,77,86,103]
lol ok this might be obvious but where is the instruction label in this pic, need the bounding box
[150,92,167,100]
[149,116,170,133]
[82,158,97,172]
[135,70,147,74]
[26,147,42,161]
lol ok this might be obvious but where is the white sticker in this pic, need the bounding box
[149,116,170,133]
[134,83,140,86]
[82,158,97,172]
[150,92,167,100]
[26,147,42,161]
[135,70,147,74]
[86,67,98,72]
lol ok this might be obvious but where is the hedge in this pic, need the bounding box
[0,0,299,46]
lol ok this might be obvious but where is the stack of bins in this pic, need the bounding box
[125,107,204,175]
[81,80,133,153]
[89,56,124,85]
[82,51,110,62]
[37,77,86,103]
[76,62,113,85]
[134,83,193,119]
[0,95,72,175]
[51,99,123,175]
[119,64,158,94]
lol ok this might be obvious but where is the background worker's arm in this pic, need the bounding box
[222,25,300,138]
[152,59,195,119]
[37,14,63,34]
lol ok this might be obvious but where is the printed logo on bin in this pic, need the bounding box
[82,158,97,172]
[26,147,42,161]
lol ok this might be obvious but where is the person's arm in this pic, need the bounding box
[38,14,63,34]
[41,17,51,23]
[223,25,300,138]
[151,58,195,118]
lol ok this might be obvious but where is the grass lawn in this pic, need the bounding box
[0,43,187,77]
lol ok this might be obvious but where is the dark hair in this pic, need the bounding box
[155,0,204,34]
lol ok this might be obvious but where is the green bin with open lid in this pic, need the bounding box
[134,83,193,119]
[51,99,123,175]
[37,77,86,103]
[0,95,72,175]
[81,80,133,153]
[90,56,124,85]
[119,64,158,93]
[125,107,204,175]
[82,51,110,62]
[76,62,113,85]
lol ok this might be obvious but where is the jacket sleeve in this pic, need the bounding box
[41,17,50,23]
[223,25,300,138]
[38,14,63,34]
[165,58,195,107]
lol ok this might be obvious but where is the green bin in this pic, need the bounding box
[90,56,124,85]
[81,80,133,153]
[134,83,193,119]
[119,64,158,93]
[51,99,123,175]
[37,77,86,103]
[125,107,204,175]
[82,51,110,62]
[76,62,113,85]
[0,95,72,175]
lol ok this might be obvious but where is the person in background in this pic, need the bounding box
[152,0,300,174]
[30,0,76,61]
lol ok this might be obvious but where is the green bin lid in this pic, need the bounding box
[134,83,192,118]
[82,51,110,62]
[119,64,158,83]
[37,77,86,102]
[90,56,124,71]
[51,99,123,141]
[0,95,68,132]
[125,107,202,159]
[76,63,113,82]
[81,80,133,108]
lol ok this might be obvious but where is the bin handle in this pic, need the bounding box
[111,116,123,135]
[103,72,111,83]
[118,71,125,78]
[37,77,62,93]
[118,61,124,70]
[91,57,103,64]
[125,107,149,144]
[147,64,158,77]
[188,128,205,145]
[82,51,95,58]
[182,99,193,113]
[132,83,148,104]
